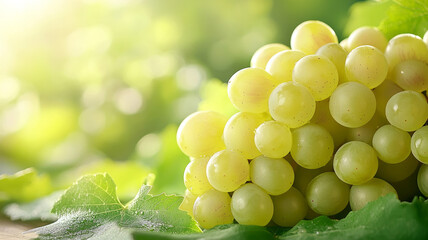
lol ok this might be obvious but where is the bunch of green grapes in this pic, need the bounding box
[176,20,428,230]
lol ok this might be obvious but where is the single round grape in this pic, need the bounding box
[269,82,315,128]
[272,187,308,227]
[417,164,428,197]
[184,156,212,195]
[177,111,227,158]
[346,112,386,145]
[376,154,420,183]
[347,26,388,52]
[306,172,350,216]
[193,189,234,229]
[391,60,428,92]
[293,161,333,196]
[266,50,306,84]
[254,121,292,158]
[329,82,376,128]
[231,183,274,226]
[372,125,411,164]
[316,43,348,83]
[385,90,428,132]
[228,68,277,113]
[250,156,294,195]
[372,80,403,119]
[340,38,350,52]
[334,141,378,185]
[350,178,397,211]
[291,20,338,55]
[206,150,249,192]
[179,190,198,217]
[411,126,428,164]
[251,43,290,69]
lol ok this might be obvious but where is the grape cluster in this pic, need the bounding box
[177,20,428,229]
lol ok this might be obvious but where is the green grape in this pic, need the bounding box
[418,164,428,197]
[271,187,308,227]
[391,60,428,92]
[193,189,234,229]
[231,183,274,226]
[411,126,428,164]
[424,31,428,46]
[376,154,419,183]
[251,43,290,69]
[306,172,350,216]
[223,112,266,159]
[184,156,212,195]
[254,121,292,158]
[179,189,198,217]
[385,90,428,132]
[345,45,388,89]
[334,141,378,185]
[340,38,350,52]
[346,112,386,145]
[292,55,339,101]
[266,50,306,84]
[228,68,277,113]
[329,82,376,128]
[177,111,227,158]
[290,20,338,55]
[293,161,333,196]
[372,80,403,119]
[316,43,348,83]
[372,124,411,164]
[250,156,294,195]
[269,82,316,128]
[347,27,388,52]
[291,123,334,169]
[349,178,397,211]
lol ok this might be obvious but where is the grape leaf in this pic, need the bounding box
[32,173,200,240]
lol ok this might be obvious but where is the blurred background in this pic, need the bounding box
[0,0,363,200]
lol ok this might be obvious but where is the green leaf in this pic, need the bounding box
[33,173,199,240]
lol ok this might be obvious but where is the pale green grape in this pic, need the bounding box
[206,150,249,192]
[411,126,428,164]
[184,156,212,195]
[316,43,348,83]
[291,20,338,55]
[372,80,403,119]
[334,141,378,185]
[269,82,316,128]
[193,189,234,229]
[424,31,428,46]
[177,111,227,158]
[266,50,306,84]
[291,123,334,169]
[306,172,350,216]
[376,154,419,183]
[254,121,292,158]
[372,124,411,164]
[347,27,388,52]
[350,178,397,211]
[179,189,198,217]
[346,112,387,145]
[329,82,376,128]
[231,183,274,226]
[391,60,428,92]
[223,112,266,159]
[228,68,277,113]
[292,55,339,101]
[345,45,388,89]
[340,38,350,52]
[250,156,294,195]
[418,164,428,197]
[293,161,333,196]
[385,90,428,132]
[251,43,290,69]
[271,187,308,227]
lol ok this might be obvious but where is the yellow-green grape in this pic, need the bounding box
[418,164,428,197]
[223,112,266,159]
[266,50,306,84]
[306,172,350,216]
[372,124,411,164]
[250,156,294,195]
[424,31,428,46]
[376,154,420,183]
[251,43,290,69]
[179,190,198,217]
[292,55,339,101]
[269,82,316,128]
[231,183,274,226]
[184,156,212,195]
[347,26,388,52]
[329,82,376,128]
[293,162,332,196]
[177,111,227,158]
[228,68,277,113]
[316,43,348,83]
[345,45,388,89]
[291,123,334,169]
[254,121,292,158]
[206,150,249,192]
[385,91,428,132]
[372,80,403,119]
[334,141,378,185]
[340,38,350,52]
[193,189,234,229]
[272,187,308,227]
[346,112,387,145]
[290,20,338,55]
[411,126,428,164]
[349,178,397,211]
[391,59,428,92]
